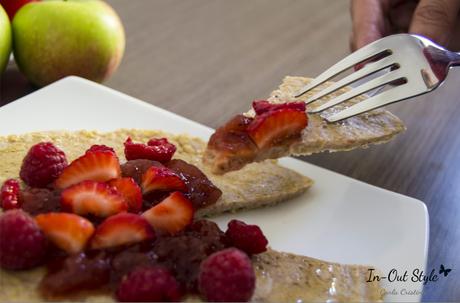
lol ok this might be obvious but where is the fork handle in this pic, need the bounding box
[425,46,460,66]
[447,51,460,67]
[423,47,460,82]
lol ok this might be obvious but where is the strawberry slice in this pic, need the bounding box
[55,151,121,189]
[35,213,95,254]
[252,100,306,115]
[247,108,308,149]
[108,178,142,213]
[61,181,128,217]
[90,213,155,250]
[142,191,194,235]
[141,166,187,194]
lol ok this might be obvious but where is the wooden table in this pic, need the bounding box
[1,1,458,301]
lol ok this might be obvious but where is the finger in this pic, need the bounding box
[409,0,460,47]
[350,0,388,50]
[388,0,418,32]
[447,15,460,50]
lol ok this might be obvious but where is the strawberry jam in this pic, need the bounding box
[153,220,228,292]
[38,219,228,298]
[109,242,158,284]
[121,159,164,185]
[40,251,111,297]
[165,160,222,209]
[121,159,222,210]
[207,114,258,162]
[206,100,308,173]
[21,188,61,215]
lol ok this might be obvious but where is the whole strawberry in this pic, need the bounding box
[0,209,48,270]
[20,142,68,187]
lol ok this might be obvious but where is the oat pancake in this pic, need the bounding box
[0,249,383,302]
[0,129,382,302]
[0,129,312,217]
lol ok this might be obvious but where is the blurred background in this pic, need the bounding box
[1,0,351,125]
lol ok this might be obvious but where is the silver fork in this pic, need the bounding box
[294,34,460,122]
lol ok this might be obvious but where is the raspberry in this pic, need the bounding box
[1,179,21,210]
[225,219,268,255]
[86,144,116,155]
[198,248,255,302]
[0,209,47,270]
[252,100,306,115]
[116,266,182,302]
[147,138,176,150]
[124,137,176,163]
[20,142,68,187]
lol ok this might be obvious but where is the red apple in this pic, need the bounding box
[0,0,38,20]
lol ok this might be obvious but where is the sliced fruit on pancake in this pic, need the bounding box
[55,151,121,189]
[108,177,142,213]
[0,129,313,218]
[61,180,128,217]
[142,191,194,235]
[247,103,308,149]
[35,213,94,254]
[141,166,187,194]
[90,213,155,249]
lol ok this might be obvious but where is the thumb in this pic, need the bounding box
[350,0,387,50]
[409,0,460,47]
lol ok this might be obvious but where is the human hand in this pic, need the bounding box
[350,0,460,51]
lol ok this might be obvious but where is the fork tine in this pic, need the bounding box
[325,84,417,122]
[308,69,404,114]
[294,39,392,98]
[305,56,396,104]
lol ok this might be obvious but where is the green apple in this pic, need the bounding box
[12,0,125,87]
[0,4,12,74]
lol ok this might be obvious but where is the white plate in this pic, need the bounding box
[0,76,428,302]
